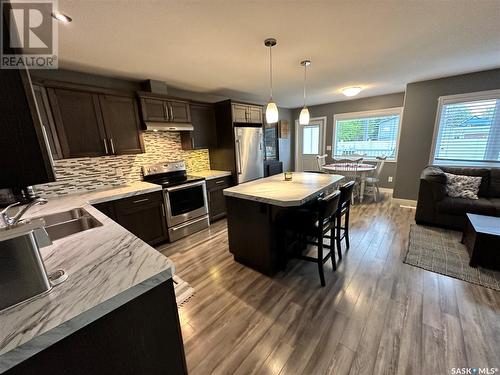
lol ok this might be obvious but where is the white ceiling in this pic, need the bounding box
[57,0,500,108]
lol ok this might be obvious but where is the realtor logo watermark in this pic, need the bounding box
[451,368,499,374]
[1,0,58,68]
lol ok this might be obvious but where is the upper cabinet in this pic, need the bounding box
[231,103,263,124]
[139,93,191,123]
[98,95,144,155]
[44,82,144,159]
[181,102,216,150]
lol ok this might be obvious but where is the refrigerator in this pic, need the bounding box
[234,126,264,184]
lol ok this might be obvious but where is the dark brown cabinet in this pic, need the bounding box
[93,192,168,246]
[47,83,144,158]
[32,84,63,160]
[231,103,263,124]
[206,175,233,222]
[99,95,144,155]
[181,102,216,150]
[139,94,191,123]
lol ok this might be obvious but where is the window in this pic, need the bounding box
[431,90,500,166]
[302,124,320,154]
[333,108,402,160]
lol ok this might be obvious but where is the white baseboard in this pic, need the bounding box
[392,197,417,207]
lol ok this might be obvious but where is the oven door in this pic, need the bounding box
[164,181,208,227]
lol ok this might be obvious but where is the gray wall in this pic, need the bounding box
[291,92,405,188]
[394,68,500,201]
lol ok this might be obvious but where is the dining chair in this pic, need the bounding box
[316,154,328,172]
[279,190,341,287]
[364,156,386,202]
[331,157,363,203]
[336,181,355,260]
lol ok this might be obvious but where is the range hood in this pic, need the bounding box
[144,122,194,132]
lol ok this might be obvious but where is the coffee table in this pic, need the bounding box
[461,213,500,270]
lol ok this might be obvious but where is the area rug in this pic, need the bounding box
[405,224,500,291]
[173,275,195,306]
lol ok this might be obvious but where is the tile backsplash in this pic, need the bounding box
[35,132,210,197]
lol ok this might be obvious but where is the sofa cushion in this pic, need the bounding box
[489,198,500,215]
[440,167,490,197]
[437,197,496,216]
[487,168,500,198]
[444,173,482,199]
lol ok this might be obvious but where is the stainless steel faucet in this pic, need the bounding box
[1,198,48,227]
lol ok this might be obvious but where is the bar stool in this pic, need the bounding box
[336,181,355,260]
[280,190,341,287]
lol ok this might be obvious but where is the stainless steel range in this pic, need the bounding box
[142,161,209,242]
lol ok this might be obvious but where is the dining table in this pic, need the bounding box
[322,162,377,202]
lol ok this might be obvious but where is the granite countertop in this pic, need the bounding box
[223,172,344,207]
[0,182,174,372]
[190,169,232,180]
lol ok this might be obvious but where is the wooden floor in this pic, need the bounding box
[158,194,500,375]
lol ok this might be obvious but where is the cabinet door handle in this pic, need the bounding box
[133,198,149,204]
[169,105,174,121]
[110,138,115,154]
[165,103,170,121]
[103,139,109,154]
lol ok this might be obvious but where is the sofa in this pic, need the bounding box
[415,166,500,230]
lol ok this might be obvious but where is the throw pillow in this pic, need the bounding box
[444,172,482,200]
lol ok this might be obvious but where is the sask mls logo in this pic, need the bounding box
[1,0,58,69]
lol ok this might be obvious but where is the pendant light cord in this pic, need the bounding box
[303,63,307,107]
[269,46,273,99]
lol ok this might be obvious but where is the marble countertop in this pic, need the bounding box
[190,169,232,180]
[0,181,174,372]
[223,172,344,207]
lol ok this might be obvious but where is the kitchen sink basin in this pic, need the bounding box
[38,208,89,227]
[31,208,103,241]
[44,216,102,241]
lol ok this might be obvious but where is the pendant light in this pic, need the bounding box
[299,60,311,125]
[264,38,279,123]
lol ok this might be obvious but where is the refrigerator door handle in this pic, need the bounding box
[235,139,242,174]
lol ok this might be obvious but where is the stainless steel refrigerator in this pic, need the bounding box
[234,126,264,184]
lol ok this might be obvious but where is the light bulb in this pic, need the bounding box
[299,107,310,125]
[266,101,279,123]
[342,87,362,97]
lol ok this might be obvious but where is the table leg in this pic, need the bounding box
[360,173,366,203]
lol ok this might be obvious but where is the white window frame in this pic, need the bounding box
[332,107,403,162]
[429,89,500,167]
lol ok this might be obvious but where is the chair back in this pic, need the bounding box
[316,154,327,171]
[317,190,341,226]
[374,156,387,178]
[332,158,363,181]
[339,180,356,208]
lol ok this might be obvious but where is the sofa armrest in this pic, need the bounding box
[420,166,447,201]
[415,166,446,225]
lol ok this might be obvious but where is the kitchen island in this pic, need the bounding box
[0,183,187,375]
[223,172,344,275]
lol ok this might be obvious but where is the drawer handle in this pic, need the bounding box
[215,180,225,184]
[133,198,149,204]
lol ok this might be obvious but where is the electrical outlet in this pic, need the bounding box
[115,168,123,177]
[388,176,393,183]
[326,145,332,151]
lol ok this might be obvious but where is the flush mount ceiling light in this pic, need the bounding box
[52,11,72,23]
[342,86,363,97]
[264,38,278,124]
[299,60,311,125]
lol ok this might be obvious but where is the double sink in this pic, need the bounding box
[38,208,102,241]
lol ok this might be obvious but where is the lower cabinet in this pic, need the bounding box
[206,176,233,222]
[93,191,168,246]
[6,278,187,375]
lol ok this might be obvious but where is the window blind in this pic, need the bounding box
[333,109,401,160]
[433,93,500,165]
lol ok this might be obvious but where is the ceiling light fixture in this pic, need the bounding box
[52,11,72,23]
[342,86,362,97]
[264,38,278,124]
[299,60,311,125]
